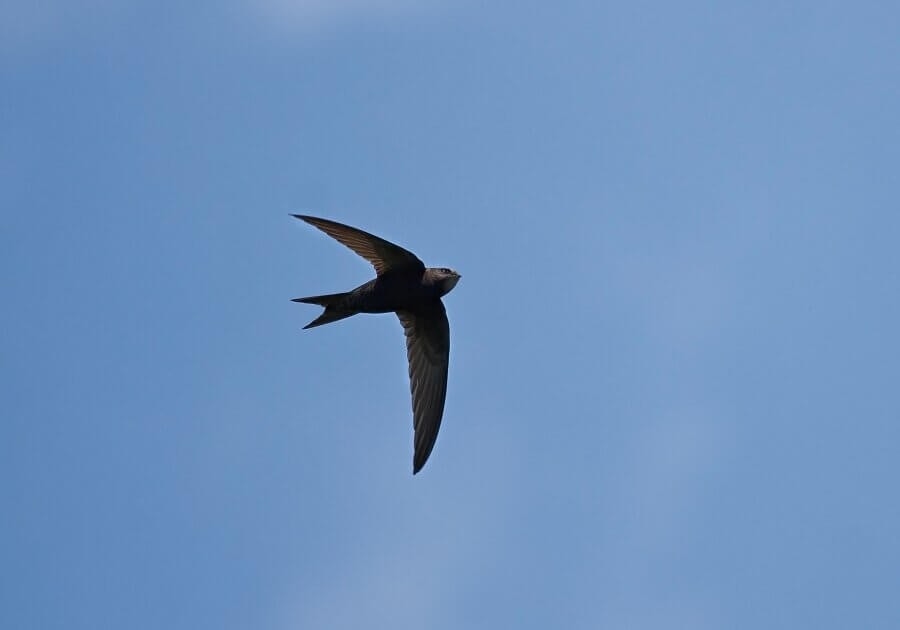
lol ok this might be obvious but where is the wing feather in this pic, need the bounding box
[397,301,450,474]
[293,215,424,275]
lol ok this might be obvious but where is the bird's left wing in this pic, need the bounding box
[293,215,424,276]
[397,300,450,474]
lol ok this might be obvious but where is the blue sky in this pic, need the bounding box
[2,1,899,628]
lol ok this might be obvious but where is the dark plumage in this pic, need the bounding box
[292,215,460,474]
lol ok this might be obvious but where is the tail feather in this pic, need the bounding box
[293,291,355,329]
[302,309,354,329]
[292,292,348,306]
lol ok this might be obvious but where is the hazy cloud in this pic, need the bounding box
[239,0,446,35]
[0,0,445,59]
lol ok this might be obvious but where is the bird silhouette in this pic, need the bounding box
[292,215,461,474]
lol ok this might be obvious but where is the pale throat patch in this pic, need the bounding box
[443,275,460,292]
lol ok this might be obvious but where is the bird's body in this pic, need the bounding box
[291,215,460,474]
[299,267,457,321]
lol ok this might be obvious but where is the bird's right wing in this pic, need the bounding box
[293,215,424,276]
[397,300,450,474]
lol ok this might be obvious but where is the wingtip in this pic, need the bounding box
[292,214,323,224]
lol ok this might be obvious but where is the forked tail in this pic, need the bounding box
[292,292,355,329]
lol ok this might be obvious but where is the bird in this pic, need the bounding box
[291,215,461,474]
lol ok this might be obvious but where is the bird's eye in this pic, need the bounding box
[442,268,451,274]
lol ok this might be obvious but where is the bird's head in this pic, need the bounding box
[427,267,461,296]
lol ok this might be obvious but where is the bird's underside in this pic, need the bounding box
[292,215,458,474]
